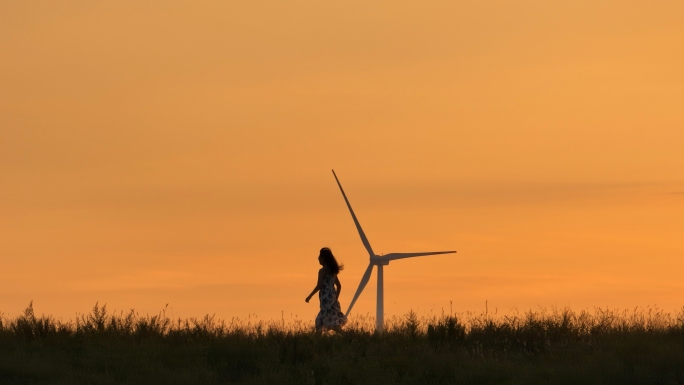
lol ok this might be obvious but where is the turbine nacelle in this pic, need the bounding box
[370,256,390,266]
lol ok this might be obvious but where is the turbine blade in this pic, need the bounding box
[382,251,456,261]
[345,263,374,317]
[332,170,375,257]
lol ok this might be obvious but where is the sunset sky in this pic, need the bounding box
[2,1,683,322]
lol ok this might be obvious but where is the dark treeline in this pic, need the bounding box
[2,302,684,384]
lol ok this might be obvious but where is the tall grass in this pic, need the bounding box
[5,302,683,344]
[2,302,684,384]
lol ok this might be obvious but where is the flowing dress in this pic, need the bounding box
[315,269,347,329]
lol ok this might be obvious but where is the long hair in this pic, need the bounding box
[319,247,344,275]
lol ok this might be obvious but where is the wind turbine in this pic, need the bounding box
[332,170,456,332]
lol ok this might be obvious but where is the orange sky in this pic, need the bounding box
[1,1,683,322]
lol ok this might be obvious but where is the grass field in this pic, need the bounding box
[2,302,684,384]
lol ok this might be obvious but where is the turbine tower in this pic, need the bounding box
[332,170,456,332]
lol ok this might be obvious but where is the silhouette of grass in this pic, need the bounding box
[2,302,684,384]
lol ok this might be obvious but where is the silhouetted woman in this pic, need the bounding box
[305,247,347,333]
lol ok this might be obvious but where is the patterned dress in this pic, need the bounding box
[315,268,348,329]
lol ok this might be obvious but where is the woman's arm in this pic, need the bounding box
[305,269,325,303]
[335,276,342,300]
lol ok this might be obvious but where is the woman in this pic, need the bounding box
[305,247,347,333]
